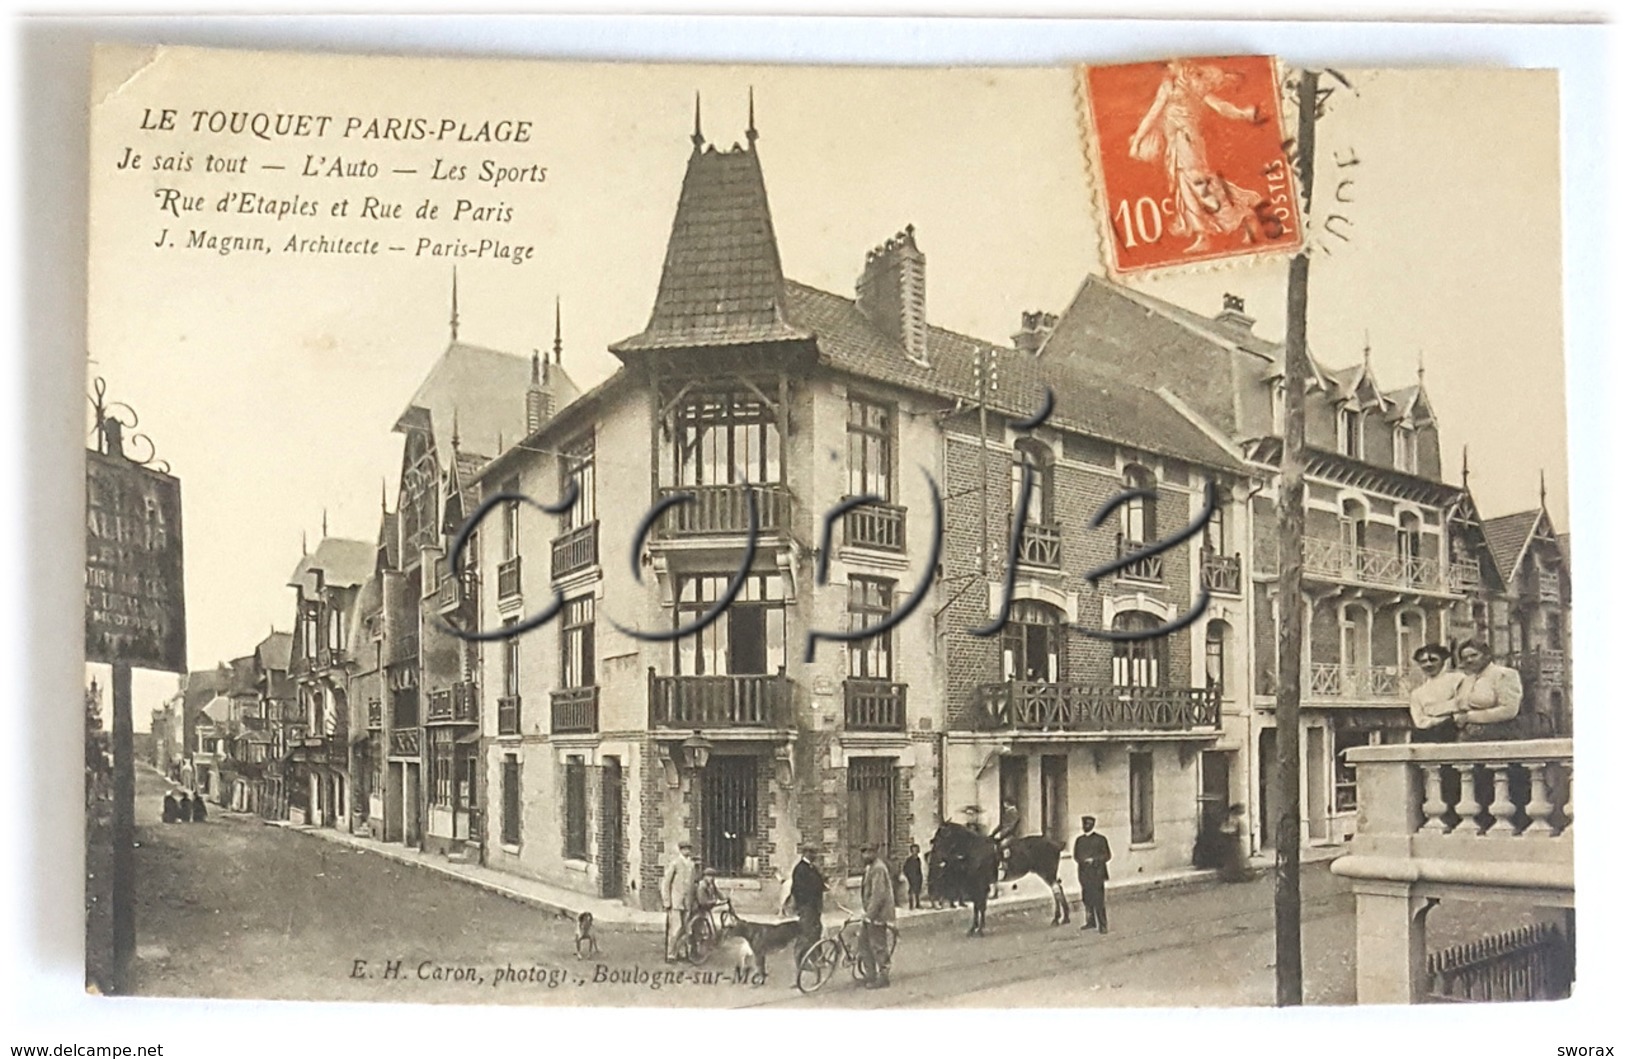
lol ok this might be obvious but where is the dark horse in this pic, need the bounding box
[930,824,1072,935]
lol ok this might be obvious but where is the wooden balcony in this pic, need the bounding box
[975,681,1220,734]
[1308,662,1404,701]
[497,556,522,600]
[1115,535,1163,583]
[425,687,472,725]
[1199,548,1242,595]
[497,695,522,736]
[843,500,906,552]
[551,686,600,734]
[452,680,478,722]
[1303,536,1464,595]
[435,571,462,613]
[653,484,792,538]
[1448,561,1481,593]
[843,680,907,732]
[387,728,420,758]
[1016,521,1062,569]
[551,521,599,578]
[649,671,790,729]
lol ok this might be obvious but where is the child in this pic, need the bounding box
[901,843,923,911]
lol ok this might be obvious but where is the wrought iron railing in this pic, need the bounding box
[1307,663,1404,700]
[843,680,907,731]
[551,686,600,734]
[1115,535,1163,582]
[497,556,522,600]
[1199,548,1242,594]
[843,500,906,552]
[975,681,1220,733]
[1428,923,1571,1003]
[1016,521,1062,569]
[653,484,793,537]
[649,671,790,728]
[497,695,522,736]
[551,521,599,578]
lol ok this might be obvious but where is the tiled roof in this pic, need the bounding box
[785,282,1244,473]
[255,631,293,672]
[287,537,375,590]
[395,342,578,461]
[1481,509,1541,583]
[612,142,810,353]
[201,693,232,724]
[182,668,229,715]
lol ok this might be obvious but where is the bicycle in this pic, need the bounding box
[679,897,739,965]
[795,906,899,993]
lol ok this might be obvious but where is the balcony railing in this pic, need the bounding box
[497,695,522,736]
[1115,536,1163,583]
[452,680,478,722]
[1199,548,1242,595]
[653,484,793,538]
[844,680,907,731]
[366,700,382,730]
[649,671,790,728]
[1511,649,1566,685]
[425,688,454,723]
[1016,521,1062,569]
[388,729,420,757]
[975,681,1220,733]
[1308,662,1404,700]
[1303,536,1464,594]
[551,686,600,734]
[435,572,462,613]
[1448,561,1481,593]
[844,501,906,552]
[317,645,347,668]
[497,556,522,600]
[551,521,599,578]
[1535,571,1562,604]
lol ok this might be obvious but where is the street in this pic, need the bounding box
[129,766,1552,1008]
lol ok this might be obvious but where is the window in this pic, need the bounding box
[1337,408,1363,459]
[1545,612,1563,650]
[561,596,595,689]
[846,757,896,869]
[1397,512,1423,577]
[675,574,785,676]
[503,623,521,698]
[1205,621,1228,698]
[500,755,521,847]
[701,756,759,875]
[564,755,589,860]
[326,604,344,652]
[1012,439,1054,524]
[1040,755,1068,844]
[846,397,892,501]
[847,577,894,680]
[1129,751,1155,844]
[428,727,454,808]
[561,434,596,530]
[1121,465,1158,544]
[1203,500,1227,554]
[669,388,781,487]
[501,476,520,560]
[456,746,476,812]
[1394,424,1418,473]
[1333,730,1368,813]
[1398,611,1425,676]
[1340,499,1369,552]
[301,599,320,659]
[1112,612,1165,688]
[1003,600,1064,683]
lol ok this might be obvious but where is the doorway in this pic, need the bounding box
[1200,750,1232,837]
[1258,728,1279,847]
[601,757,624,899]
[1306,727,1328,843]
[998,755,1028,834]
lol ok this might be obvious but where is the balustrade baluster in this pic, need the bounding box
[1420,764,1450,832]
[1486,765,1518,834]
[1560,769,1573,835]
[1452,765,1484,835]
[1523,762,1555,835]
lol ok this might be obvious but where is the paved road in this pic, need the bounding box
[129,766,1554,1008]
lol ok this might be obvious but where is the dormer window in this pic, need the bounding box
[1337,407,1363,459]
[1394,423,1418,473]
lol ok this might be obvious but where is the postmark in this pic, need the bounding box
[1078,55,1302,275]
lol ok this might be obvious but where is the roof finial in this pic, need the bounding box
[450,266,460,343]
[530,347,541,386]
[381,477,388,512]
[746,86,758,147]
[1416,348,1425,385]
[692,91,705,151]
[1539,468,1547,509]
[1462,444,1471,488]
[553,295,564,366]
[451,406,461,450]
[321,508,328,537]
[1362,330,1372,372]
[301,529,308,556]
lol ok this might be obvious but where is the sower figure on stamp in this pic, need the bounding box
[786,843,828,970]
[661,840,696,963]
[1073,815,1111,934]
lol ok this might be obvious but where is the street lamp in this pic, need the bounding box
[681,730,712,772]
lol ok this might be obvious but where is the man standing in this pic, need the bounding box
[787,843,827,968]
[661,839,696,962]
[859,844,896,989]
[1073,815,1111,934]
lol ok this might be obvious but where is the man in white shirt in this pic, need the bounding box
[661,840,696,962]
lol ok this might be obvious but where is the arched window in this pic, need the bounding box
[1397,511,1423,582]
[1003,600,1064,683]
[1121,464,1158,544]
[1012,439,1054,525]
[1204,620,1230,698]
[1112,611,1165,688]
[1394,423,1418,473]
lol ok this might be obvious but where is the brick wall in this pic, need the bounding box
[637,736,663,911]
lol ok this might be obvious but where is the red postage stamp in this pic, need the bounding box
[1079,55,1302,275]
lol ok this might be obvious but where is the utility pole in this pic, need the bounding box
[973,346,998,577]
[111,660,135,993]
[1275,67,1319,1008]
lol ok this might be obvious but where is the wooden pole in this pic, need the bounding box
[110,660,136,995]
[1275,67,1319,1008]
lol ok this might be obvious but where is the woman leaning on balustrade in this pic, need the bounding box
[1450,638,1524,742]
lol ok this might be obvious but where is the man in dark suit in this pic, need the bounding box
[1073,815,1111,934]
[787,843,828,967]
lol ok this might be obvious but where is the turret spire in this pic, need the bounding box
[1362,330,1372,373]
[321,508,328,537]
[1462,444,1471,488]
[553,296,564,365]
[1416,348,1425,385]
[1539,468,1547,509]
[301,529,308,556]
[451,406,461,450]
[450,266,460,343]
[692,92,705,151]
[746,86,758,147]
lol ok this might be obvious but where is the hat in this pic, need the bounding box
[678,840,693,850]
[1081,815,1097,826]
[1413,643,1451,663]
[703,866,716,876]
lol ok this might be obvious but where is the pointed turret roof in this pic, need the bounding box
[612,118,810,354]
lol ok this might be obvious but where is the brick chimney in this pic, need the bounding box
[525,351,551,434]
[1215,292,1255,334]
[1012,310,1058,354]
[857,225,928,366]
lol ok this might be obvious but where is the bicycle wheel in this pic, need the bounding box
[685,914,716,966]
[796,939,841,994]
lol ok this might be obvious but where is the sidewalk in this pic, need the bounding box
[251,810,1344,934]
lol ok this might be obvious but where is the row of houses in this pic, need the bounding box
[155,110,1572,912]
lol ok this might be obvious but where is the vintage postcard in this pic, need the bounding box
[83,45,1572,1009]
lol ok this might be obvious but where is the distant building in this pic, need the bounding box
[1478,493,1571,735]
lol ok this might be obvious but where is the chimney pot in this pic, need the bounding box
[1012,310,1058,354]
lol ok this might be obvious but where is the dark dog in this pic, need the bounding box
[574,911,599,959]
[718,916,802,982]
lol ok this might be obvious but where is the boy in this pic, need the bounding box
[901,843,923,910]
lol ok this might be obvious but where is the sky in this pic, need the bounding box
[85,50,1568,721]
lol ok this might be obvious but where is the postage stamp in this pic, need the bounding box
[1078,55,1302,275]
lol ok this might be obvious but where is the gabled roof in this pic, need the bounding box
[255,631,293,672]
[786,282,1244,473]
[1481,509,1543,583]
[181,667,229,716]
[287,537,375,591]
[612,136,811,354]
[201,693,233,724]
[395,342,577,461]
